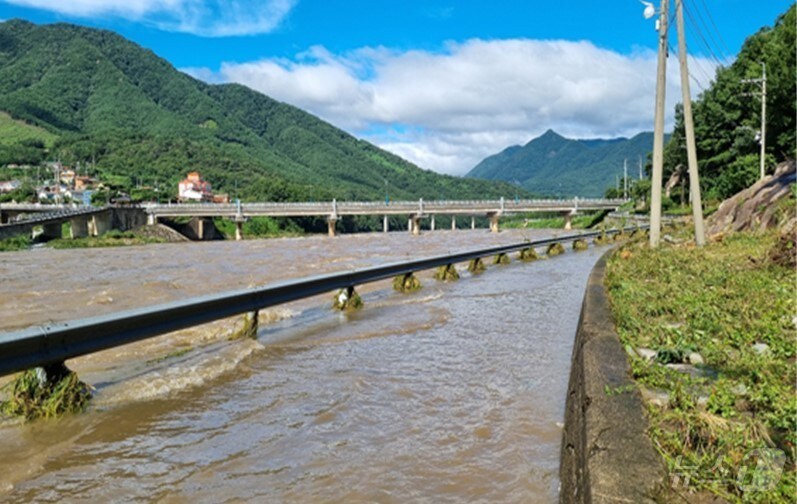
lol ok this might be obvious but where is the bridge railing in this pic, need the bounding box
[0,226,645,378]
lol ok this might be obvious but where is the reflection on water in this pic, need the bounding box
[0,229,605,502]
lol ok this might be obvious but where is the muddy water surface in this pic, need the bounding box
[0,229,606,502]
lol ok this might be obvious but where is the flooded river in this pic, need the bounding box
[0,229,607,502]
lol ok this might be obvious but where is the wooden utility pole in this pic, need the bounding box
[650,0,669,248]
[675,0,705,246]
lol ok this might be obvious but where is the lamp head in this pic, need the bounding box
[641,0,656,19]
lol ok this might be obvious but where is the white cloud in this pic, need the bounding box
[2,0,296,36]
[189,38,717,174]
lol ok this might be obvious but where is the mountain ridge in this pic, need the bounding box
[0,19,525,202]
[466,130,661,198]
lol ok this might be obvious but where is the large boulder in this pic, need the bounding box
[707,160,796,235]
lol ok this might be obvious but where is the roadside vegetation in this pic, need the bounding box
[605,229,796,502]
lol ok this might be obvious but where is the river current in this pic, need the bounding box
[0,229,606,502]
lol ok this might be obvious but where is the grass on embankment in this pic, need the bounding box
[605,230,796,502]
[47,230,167,249]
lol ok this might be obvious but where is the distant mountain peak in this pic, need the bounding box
[467,130,655,198]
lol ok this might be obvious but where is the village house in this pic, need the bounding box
[178,171,213,202]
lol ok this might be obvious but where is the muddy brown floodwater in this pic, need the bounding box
[0,228,607,503]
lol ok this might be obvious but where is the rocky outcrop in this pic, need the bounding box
[707,161,796,235]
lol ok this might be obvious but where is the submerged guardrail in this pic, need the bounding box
[0,226,646,378]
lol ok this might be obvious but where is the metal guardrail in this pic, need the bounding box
[0,226,646,378]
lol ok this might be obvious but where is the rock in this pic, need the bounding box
[665,363,719,380]
[752,342,770,355]
[663,234,683,244]
[640,387,670,408]
[635,347,658,361]
[707,160,796,235]
[731,383,748,396]
[687,352,705,365]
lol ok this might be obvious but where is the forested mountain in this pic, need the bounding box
[467,130,658,198]
[0,19,524,202]
[663,5,795,201]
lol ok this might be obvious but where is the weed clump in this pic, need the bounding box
[393,273,422,293]
[594,230,611,245]
[1,364,92,421]
[434,264,460,281]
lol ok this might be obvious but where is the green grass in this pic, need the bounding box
[48,230,166,248]
[0,234,31,252]
[605,230,796,502]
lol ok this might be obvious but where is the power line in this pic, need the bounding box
[668,42,708,92]
[682,1,726,66]
[694,0,733,59]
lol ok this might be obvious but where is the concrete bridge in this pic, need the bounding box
[143,198,625,239]
[0,204,146,241]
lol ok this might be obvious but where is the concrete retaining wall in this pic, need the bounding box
[559,252,667,503]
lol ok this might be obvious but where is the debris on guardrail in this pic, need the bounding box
[493,252,510,265]
[518,247,539,261]
[573,239,589,251]
[546,242,566,256]
[467,258,486,274]
[393,273,422,293]
[434,264,460,281]
[1,363,91,421]
[333,286,363,311]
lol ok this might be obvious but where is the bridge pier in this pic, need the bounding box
[408,215,422,236]
[69,217,89,239]
[147,213,157,226]
[488,212,501,233]
[451,216,456,230]
[383,215,389,233]
[89,213,111,236]
[563,211,575,230]
[430,215,436,231]
[327,217,338,237]
[471,216,476,230]
[235,220,244,241]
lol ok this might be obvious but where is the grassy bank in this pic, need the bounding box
[48,230,167,249]
[605,230,796,502]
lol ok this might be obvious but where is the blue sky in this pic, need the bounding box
[0,0,791,174]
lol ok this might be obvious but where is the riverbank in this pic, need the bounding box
[605,229,796,502]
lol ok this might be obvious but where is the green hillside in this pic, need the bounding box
[467,129,658,198]
[663,5,795,201]
[0,19,524,202]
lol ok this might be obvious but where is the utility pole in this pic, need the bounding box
[742,63,767,179]
[675,0,705,246]
[649,0,669,248]
[623,158,628,199]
